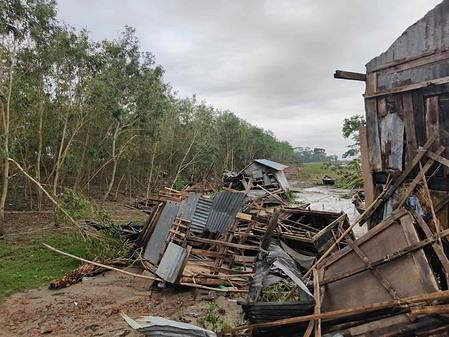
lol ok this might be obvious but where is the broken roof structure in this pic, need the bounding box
[240,159,290,192]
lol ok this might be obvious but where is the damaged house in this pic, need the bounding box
[241,159,290,192]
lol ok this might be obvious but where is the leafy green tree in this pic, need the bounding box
[342,114,365,158]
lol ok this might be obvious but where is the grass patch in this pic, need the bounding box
[0,231,91,300]
[298,162,336,184]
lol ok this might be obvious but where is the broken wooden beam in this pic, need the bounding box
[334,70,367,81]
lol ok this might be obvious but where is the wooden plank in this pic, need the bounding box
[313,268,321,337]
[397,146,444,208]
[411,211,449,284]
[365,72,377,96]
[365,75,449,98]
[412,92,426,147]
[426,96,440,150]
[360,127,375,206]
[402,93,418,162]
[377,98,387,117]
[365,98,382,172]
[344,237,401,300]
[320,227,449,286]
[371,49,449,74]
[426,151,449,169]
[334,70,366,81]
[236,212,252,221]
[187,236,260,251]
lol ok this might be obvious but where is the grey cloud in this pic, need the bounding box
[56,0,441,156]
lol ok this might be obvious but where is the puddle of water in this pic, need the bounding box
[295,185,367,237]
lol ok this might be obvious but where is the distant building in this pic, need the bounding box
[240,159,290,192]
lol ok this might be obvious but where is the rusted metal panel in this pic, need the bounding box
[155,242,189,283]
[378,111,404,171]
[205,191,246,233]
[143,201,180,264]
[320,213,439,312]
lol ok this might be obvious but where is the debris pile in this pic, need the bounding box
[134,185,348,293]
[229,138,449,336]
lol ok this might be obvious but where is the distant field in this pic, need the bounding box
[297,162,337,184]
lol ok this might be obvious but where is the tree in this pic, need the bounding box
[0,0,56,234]
[342,114,365,158]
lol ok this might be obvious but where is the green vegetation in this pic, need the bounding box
[298,162,337,183]
[259,280,300,302]
[0,231,89,299]
[197,302,231,332]
[0,0,296,236]
[56,188,112,225]
[295,147,338,164]
[0,228,130,300]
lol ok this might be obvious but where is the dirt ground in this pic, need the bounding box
[0,266,243,337]
[0,201,243,337]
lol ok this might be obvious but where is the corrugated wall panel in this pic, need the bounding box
[205,191,246,233]
[190,197,213,233]
[156,242,188,283]
[143,201,180,264]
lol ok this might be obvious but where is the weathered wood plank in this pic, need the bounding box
[426,96,440,150]
[365,75,449,98]
[360,127,376,206]
[365,72,377,96]
[365,98,382,172]
[334,70,366,81]
[412,91,426,147]
[402,93,418,162]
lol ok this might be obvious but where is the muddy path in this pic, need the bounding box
[0,267,242,337]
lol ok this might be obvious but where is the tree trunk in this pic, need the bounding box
[146,141,158,199]
[36,103,43,210]
[74,131,89,190]
[103,122,120,201]
[53,117,68,196]
[0,63,13,235]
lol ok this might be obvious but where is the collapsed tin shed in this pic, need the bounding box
[240,159,290,192]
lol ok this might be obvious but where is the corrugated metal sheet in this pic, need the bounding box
[254,159,288,171]
[190,197,213,233]
[274,171,290,191]
[156,242,188,283]
[143,201,180,264]
[177,192,201,221]
[241,301,314,324]
[205,191,246,233]
[122,313,217,337]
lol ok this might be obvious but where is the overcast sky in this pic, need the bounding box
[56,0,441,157]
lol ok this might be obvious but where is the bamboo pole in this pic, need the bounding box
[8,158,84,232]
[42,243,246,293]
[229,289,449,332]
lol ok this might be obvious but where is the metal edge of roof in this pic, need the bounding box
[254,159,288,171]
[155,242,188,283]
[143,201,180,264]
[122,313,217,337]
